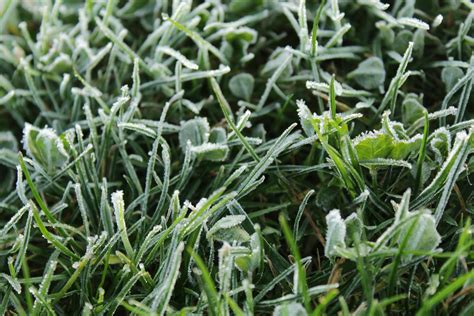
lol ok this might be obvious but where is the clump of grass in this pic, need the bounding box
[0,0,473,315]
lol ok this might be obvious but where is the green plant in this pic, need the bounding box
[0,0,473,315]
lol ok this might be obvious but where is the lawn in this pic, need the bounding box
[0,0,473,315]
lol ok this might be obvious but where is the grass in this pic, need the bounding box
[0,0,473,315]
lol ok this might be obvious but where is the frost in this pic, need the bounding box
[432,15,443,28]
[207,215,246,236]
[22,123,69,173]
[325,209,346,258]
[179,117,210,149]
[156,46,199,70]
[398,17,430,30]
[306,80,343,95]
[296,99,315,137]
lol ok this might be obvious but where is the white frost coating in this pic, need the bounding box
[111,95,130,113]
[420,131,468,197]
[396,134,423,145]
[358,0,389,10]
[341,113,364,123]
[207,214,246,238]
[156,46,199,70]
[16,166,28,204]
[402,212,441,261]
[398,17,430,30]
[21,123,35,157]
[430,127,452,164]
[325,209,346,258]
[306,80,343,95]
[361,158,412,169]
[328,0,345,22]
[111,191,125,216]
[432,15,443,28]
[191,143,228,153]
[428,106,458,119]
[111,190,134,257]
[352,130,385,145]
[296,99,311,120]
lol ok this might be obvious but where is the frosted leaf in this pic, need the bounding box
[207,215,246,238]
[0,131,17,151]
[296,99,315,137]
[155,46,199,70]
[325,209,346,258]
[228,73,254,101]
[1,273,21,294]
[274,302,308,316]
[398,17,430,30]
[358,0,390,10]
[209,127,227,144]
[391,134,422,160]
[347,57,386,90]
[432,15,443,28]
[344,213,363,245]
[353,131,393,160]
[360,158,412,170]
[211,225,250,244]
[111,190,134,257]
[399,211,441,262]
[16,166,28,204]
[111,191,126,225]
[191,143,229,161]
[430,128,451,164]
[22,123,69,173]
[118,122,157,138]
[441,66,464,92]
[306,80,343,95]
[71,86,102,98]
[402,94,425,125]
[179,117,210,149]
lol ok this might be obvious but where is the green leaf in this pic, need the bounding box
[211,226,250,243]
[0,131,17,151]
[224,28,257,43]
[207,215,247,239]
[296,99,315,137]
[209,127,227,144]
[344,213,363,245]
[402,94,426,125]
[353,132,393,160]
[229,0,263,14]
[354,130,421,161]
[22,124,69,173]
[399,211,441,261]
[179,117,210,149]
[441,66,464,92]
[391,136,422,160]
[228,73,254,101]
[191,143,229,161]
[430,128,452,164]
[348,57,386,90]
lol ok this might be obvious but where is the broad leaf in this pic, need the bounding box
[179,117,210,149]
[399,211,441,261]
[22,124,69,173]
[228,73,255,101]
[325,209,346,258]
[348,57,386,90]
